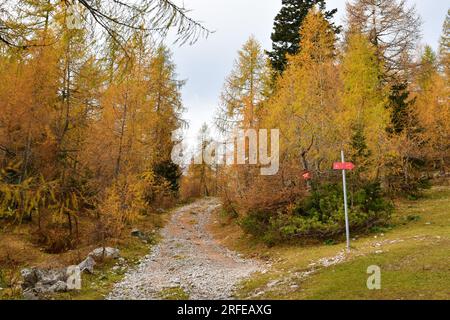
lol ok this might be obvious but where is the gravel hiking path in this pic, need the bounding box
[107,198,262,300]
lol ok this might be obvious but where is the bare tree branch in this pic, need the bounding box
[0,0,211,49]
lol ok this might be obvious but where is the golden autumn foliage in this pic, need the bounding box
[264,9,340,172]
[0,4,186,252]
[339,33,390,178]
[212,8,448,244]
[0,2,448,250]
[414,47,450,173]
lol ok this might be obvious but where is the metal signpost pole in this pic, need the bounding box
[341,150,351,252]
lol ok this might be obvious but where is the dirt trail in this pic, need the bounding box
[107,198,262,300]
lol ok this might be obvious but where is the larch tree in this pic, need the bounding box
[439,10,450,79]
[382,46,440,194]
[345,0,424,191]
[0,0,193,251]
[147,46,186,162]
[414,45,450,174]
[184,123,215,198]
[417,46,438,89]
[215,36,272,212]
[339,32,389,178]
[96,36,149,181]
[345,0,422,78]
[264,9,339,175]
[146,46,185,193]
[0,44,59,179]
[54,7,104,187]
[0,0,210,49]
[216,36,268,132]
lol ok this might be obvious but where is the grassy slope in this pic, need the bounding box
[52,237,154,300]
[0,209,170,300]
[208,186,450,300]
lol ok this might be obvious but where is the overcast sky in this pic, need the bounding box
[168,0,449,147]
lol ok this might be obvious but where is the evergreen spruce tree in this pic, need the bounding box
[267,0,338,74]
[386,82,415,135]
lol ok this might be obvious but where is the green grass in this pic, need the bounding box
[53,238,152,300]
[0,237,155,300]
[236,186,450,300]
[0,203,171,300]
[158,286,190,300]
[297,240,450,300]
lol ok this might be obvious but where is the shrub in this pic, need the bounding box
[34,223,77,253]
[240,181,393,245]
[152,160,182,193]
[383,154,432,199]
[95,171,175,243]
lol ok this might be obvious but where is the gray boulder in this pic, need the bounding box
[49,281,68,293]
[21,267,69,296]
[35,268,67,285]
[21,268,66,290]
[21,268,39,289]
[34,280,67,294]
[22,289,39,300]
[89,247,120,261]
[34,282,51,294]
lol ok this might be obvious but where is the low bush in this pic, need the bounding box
[240,182,393,246]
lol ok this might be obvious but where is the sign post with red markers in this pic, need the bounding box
[333,151,355,252]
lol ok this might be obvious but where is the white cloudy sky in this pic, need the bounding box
[167,0,449,148]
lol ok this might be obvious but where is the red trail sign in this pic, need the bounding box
[302,171,312,180]
[333,162,355,171]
